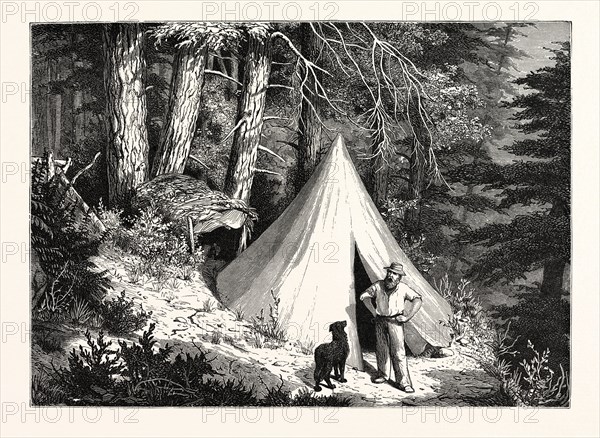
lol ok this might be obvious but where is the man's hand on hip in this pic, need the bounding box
[395,315,409,323]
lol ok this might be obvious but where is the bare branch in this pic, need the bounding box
[258,145,285,163]
[255,168,283,177]
[62,157,73,174]
[264,115,290,121]
[71,152,101,186]
[189,154,209,169]
[205,69,242,86]
[268,84,295,91]
[220,117,246,144]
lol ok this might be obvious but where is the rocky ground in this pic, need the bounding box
[33,246,501,407]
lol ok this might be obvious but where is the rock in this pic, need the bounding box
[273,361,288,367]
[438,347,455,357]
[454,376,461,380]
[458,338,470,346]
[174,317,187,324]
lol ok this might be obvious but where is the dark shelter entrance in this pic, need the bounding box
[354,248,376,352]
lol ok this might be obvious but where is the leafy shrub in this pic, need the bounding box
[54,330,124,404]
[201,299,216,313]
[31,373,66,405]
[98,291,151,336]
[434,274,491,346]
[167,277,181,290]
[263,382,351,407]
[233,308,244,321]
[299,339,316,356]
[481,325,570,407]
[125,261,144,284]
[494,295,570,373]
[45,323,352,407]
[31,154,111,313]
[96,200,122,233]
[251,290,287,344]
[179,265,196,281]
[33,331,63,353]
[251,331,265,349]
[68,298,94,325]
[111,204,202,270]
[210,330,222,345]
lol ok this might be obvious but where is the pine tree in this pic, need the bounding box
[461,42,571,296]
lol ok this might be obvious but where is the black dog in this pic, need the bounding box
[313,320,350,392]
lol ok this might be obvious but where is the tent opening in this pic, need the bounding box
[354,248,376,352]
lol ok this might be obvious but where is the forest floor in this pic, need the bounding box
[33,245,501,407]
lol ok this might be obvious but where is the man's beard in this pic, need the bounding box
[384,276,400,291]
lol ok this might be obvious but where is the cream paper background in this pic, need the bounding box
[0,1,598,436]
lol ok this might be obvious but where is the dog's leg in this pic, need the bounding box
[314,366,323,392]
[338,359,347,383]
[332,363,340,381]
[324,372,336,389]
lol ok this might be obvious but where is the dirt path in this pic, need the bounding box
[72,249,501,406]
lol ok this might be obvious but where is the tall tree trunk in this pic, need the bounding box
[496,25,512,75]
[151,42,208,177]
[540,200,567,297]
[73,82,84,144]
[46,60,54,151]
[367,55,393,208]
[102,23,150,207]
[367,130,390,208]
[404,143,427,238]
[224,25,272,203]
[227,50,239,100]
[54,91,62,155]
[540,259,566,297]
[295,23,323,192]
[448,184,474,274]
[32,60,47,154]
[404,99,432,240]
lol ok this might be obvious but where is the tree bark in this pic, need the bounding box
[295,23,323,192]
[227,50,239,100]
[54,92,62,154]
[540,258,566,297]
[404,143,427,238]
[102,23,150,207]
[540,200,568,297]
[151,42,208,177]
[46,60,54,152]
[367,131,390,208]
[73,83,84,144]
[224,25,272,203]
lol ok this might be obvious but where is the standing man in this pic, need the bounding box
[359,262,422,393]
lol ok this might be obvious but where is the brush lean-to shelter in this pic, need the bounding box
[218,135,453,369]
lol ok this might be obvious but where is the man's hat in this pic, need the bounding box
[385,262,406,276]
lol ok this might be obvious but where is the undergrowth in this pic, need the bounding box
[250,290,287,346]
[434,274,570,407]
[33,323,350,407]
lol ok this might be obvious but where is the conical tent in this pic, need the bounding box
[218,135,452,370]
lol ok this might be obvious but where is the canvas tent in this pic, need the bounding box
[218,135,452,370]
